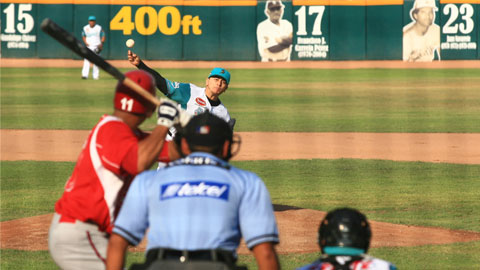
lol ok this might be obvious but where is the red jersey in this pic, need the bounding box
[55,115,153,233]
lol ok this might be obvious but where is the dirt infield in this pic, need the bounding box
[2,130,480,164]
[1,129,480,254]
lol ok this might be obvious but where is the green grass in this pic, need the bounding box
[232,159,480,231]
[0,161,73,221]
[3,160,479,231]
[2,67,480,132]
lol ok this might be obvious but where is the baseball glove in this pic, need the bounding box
[94,43,103,54]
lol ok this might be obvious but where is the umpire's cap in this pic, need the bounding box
[318,208,371,256]
[183,112,233,147]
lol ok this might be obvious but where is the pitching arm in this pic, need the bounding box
[128,50,168,96]
[137,61,169,96]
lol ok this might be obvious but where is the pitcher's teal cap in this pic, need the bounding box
[88,15,96,21]
[208,68,230,85]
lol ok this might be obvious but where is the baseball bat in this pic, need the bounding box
[40,18,160,107]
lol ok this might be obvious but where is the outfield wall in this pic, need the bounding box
[1,0,478,60]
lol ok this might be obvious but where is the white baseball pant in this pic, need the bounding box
[48,213,108,270]
[82,45,100,79]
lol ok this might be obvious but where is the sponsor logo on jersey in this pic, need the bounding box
[161,181,229,201]
[194,107,206,115]
[195,97,206,106]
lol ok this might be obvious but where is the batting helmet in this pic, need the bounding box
[318,208,371,255]
[114,70,156,114]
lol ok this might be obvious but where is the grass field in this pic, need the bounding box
[1,67,480,269]
[2,68,480,132]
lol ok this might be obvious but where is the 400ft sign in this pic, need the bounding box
[110,6,202,36]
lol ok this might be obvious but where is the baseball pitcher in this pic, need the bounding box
[128,51,233,129]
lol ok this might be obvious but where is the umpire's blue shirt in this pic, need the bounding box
[113,152,279,253]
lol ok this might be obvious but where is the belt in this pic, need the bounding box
[58,213,97,226]
[59,214,76,223]
[146,248,236,264]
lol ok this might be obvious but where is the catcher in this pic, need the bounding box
[296,208,397,270]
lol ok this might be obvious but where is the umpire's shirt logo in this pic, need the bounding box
[161,181,230,201]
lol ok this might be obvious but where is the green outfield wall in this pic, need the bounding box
[1,0,478,61]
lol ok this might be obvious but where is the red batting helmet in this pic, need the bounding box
[114,70,156,114]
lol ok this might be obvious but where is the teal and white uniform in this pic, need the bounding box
[164,79,231,123]
[137,61,231,125]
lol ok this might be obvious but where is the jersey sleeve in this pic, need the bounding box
[285,20,293,34]
[256,22,268,56]
[96,121,139,176]
[163,79,192,109]
[402,24,415,61]
[239,172,279,249]
[137,61,169,95]
[112,171,152,245]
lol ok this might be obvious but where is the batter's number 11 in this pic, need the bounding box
[295,6,325,36]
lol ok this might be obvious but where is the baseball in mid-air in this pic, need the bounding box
[126,39,135,48]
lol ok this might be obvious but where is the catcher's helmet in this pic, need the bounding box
[318,208,371,255]
[114,70,156,114]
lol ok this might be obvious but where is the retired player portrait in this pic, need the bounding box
[256,0,293,62]
[403,0,441,62]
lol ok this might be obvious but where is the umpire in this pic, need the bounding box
[106,112,280,270]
